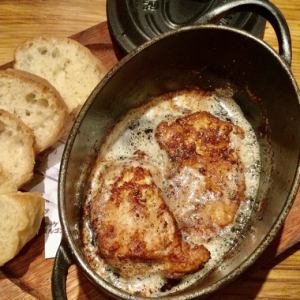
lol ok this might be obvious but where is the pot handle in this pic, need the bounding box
[196,0,292,66]
[52,240,73,300]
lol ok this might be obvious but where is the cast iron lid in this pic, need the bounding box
[107,0,266,53]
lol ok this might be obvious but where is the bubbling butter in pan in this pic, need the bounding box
[82,88,261,297]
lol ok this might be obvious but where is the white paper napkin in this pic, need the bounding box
[28,142,65,258]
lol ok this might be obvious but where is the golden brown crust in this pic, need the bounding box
[90,161,210,278]
[91,165,179,260]
[156,111,244,168]
[155,111,246,241]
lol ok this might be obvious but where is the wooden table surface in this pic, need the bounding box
[0,0,300,299]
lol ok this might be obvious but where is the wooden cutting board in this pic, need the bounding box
[1,21,300,300]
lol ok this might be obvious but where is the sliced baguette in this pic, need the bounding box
[0,165,17,193]
[0,109,35,188]
[0,192,44,266]
[14,36,106,114]
[0,69,68,152]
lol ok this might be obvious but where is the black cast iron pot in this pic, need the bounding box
[52,0,300,299]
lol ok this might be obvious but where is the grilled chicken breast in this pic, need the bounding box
[90,161,210,278]
[155,111,246,242]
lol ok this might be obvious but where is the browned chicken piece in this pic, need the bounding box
[90,163,210,278]
[155,111,246,242]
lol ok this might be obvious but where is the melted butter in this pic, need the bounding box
[82,88,261,297]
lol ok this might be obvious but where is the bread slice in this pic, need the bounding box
[14,36,106,113]
[0,109,35,188]
[0,165,17,193]
[0,69,68,152]
[0,192,44,266]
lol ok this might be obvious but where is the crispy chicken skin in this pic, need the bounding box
[90,164,210,278]
[155,111,246,242]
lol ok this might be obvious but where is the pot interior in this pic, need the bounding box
[61,26,300,299]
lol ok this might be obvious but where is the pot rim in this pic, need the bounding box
[58,24,300,299]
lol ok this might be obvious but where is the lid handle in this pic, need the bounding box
[197,0,292,66]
